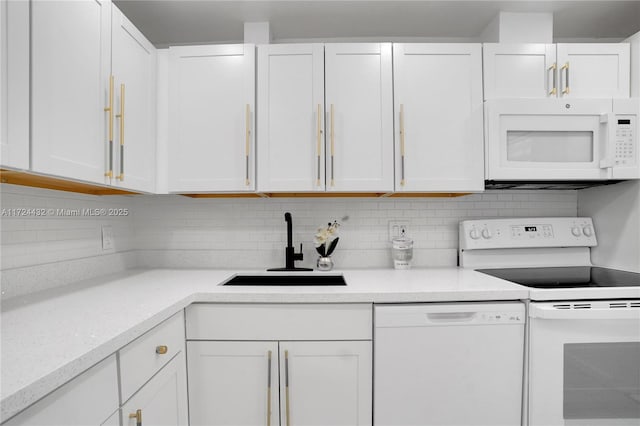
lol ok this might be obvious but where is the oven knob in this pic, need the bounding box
[469,228,480,240]
[481,228,492,239]
[571,226,582,237]
[582,225,593,237]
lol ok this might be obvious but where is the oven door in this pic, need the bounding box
[528,301,640,426]
[486,99,612,180]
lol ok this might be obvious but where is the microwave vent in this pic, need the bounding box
[484,180,625,190]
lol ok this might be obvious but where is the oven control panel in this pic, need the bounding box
[459,217,597,250]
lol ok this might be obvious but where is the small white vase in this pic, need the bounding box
[316,256,334,271]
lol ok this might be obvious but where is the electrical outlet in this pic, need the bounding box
[388,220,409,240]
[101,225,114,251]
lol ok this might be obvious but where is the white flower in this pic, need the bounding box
[314,221,340,247]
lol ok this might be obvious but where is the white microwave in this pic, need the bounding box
[485,98,639,181]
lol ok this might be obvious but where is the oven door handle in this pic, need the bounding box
[530,304,640,320]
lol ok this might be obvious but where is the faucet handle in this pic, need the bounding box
[294,243,304,261]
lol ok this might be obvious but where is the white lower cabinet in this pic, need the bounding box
[186,303,373,426]
[279,341,372,426]
[3,356,119,426]
[187,341,279,426]
[102,411,121,426]
[121,352,188,426]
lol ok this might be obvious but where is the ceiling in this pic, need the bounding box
[114,1,640,47]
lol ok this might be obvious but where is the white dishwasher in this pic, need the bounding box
[374,302,525,426]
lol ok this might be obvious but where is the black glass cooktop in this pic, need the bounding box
[477,266,640,289]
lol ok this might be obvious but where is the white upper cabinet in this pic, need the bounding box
[556,43,630,99]
[0,0,29,170]
[257,44,325,192]
[168,44,255,192]
[31,0,112,184]
[393,43,484,192]
[324,43,394,192]
[484,43,630,99]
[483,44,557,99]
[111,5,157,193]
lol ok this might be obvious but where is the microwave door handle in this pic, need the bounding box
[599,113,615,177]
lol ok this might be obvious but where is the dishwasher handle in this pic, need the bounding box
[426,312,477,323]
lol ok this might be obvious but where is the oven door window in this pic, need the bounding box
[564,342,640,420]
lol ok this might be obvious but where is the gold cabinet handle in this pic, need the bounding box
[267,350,272,426]
[548,63,557,95]
[245,104,251,186]
[285,349,291,426]
[129,409,142,426]
[116,84,125,181]
[561,62,570,95]
[399,104,406,186]
[330,104,335,187]
[155,345,168,355]
[316,104,323,187]
[104,75,114,178]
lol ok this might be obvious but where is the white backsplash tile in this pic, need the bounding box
[1,183,578,297]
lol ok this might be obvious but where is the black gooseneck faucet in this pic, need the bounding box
[268,212,313,271]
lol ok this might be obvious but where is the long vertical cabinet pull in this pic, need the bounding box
[316,104,323,187]
[245,104,251,186]
[104,75,114,178]
[285,349,291,426]
[116,84,125,181]
[267,350,272,426]
[129,409,142,426]
[561,62,570,95]
[399,104,406,186]
[548,63,557,95]
[330,104,335,187]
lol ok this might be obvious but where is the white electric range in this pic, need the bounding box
[459,217,640,426]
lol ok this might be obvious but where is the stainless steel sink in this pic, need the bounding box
[223,274,346,286]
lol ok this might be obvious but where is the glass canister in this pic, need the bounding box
[391,236,413,269]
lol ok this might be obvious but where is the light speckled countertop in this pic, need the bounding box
[0,267,527,422]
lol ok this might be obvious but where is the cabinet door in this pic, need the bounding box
[31,0,111,184]
[483,43,557,99]
[168,44,255,192]
[111,6,156,193]
[0,0,29,169]
[279,341,372,426]
[257,44,325,192]
[325,43,394,192]
[121,352,188,426]
[187,341,279,426]
[101,410,120,426]
[3,356,119,426]
[393,44,484,192]
[557,43,630,98]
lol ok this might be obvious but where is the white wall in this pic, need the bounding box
[0,184,579,298]
[578,181,640,272]
[133,191,577,270]
[0,184,136,298]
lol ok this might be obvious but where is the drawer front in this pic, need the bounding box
[119,311,185,402]
[186,303,372,341]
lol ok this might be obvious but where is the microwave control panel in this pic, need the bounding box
[615,115,636,166]
[459,217,597,250]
